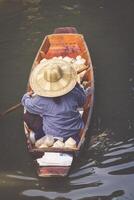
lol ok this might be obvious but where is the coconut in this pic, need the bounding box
[40,58,47,63]
[64,137,77,148]
[53,140,65,148]
[35,135,54,148]
[44,135,54,147]
[38,143,48,148]
[63,56,73,63]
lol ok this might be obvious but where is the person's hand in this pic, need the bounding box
[27,91,34,97]
[82,81,88,88]
[85,87,94,96]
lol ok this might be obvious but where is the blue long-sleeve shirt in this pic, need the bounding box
[21,84,87,138]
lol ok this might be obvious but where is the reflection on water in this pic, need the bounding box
[0,136,133,200]
[0,0,134,200]
[6,174,38,181]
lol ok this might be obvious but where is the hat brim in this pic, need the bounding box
[29,59,77,97]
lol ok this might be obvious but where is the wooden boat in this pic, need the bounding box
[24,27,94,177]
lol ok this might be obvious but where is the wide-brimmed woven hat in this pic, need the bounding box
[29,58,77,97]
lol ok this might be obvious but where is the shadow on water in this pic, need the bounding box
[0,0,134,200]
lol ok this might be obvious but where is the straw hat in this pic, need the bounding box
[30,58,77,97]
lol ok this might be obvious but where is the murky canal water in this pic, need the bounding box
[0,0,133,199]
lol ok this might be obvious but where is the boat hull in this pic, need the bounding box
[23,27,94,177]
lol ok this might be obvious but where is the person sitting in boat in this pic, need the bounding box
[21,58,90,146]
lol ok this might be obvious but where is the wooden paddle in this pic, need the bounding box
[0,103,22,118]
[0,64,89,119]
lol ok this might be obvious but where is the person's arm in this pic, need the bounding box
[21,93,43,115]
[84,87,94,96]
[75,83,86,107]
[75,83,94,107]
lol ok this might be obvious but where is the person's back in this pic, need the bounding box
[22,83,86,139]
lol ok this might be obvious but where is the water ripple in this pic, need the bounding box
[6,174,38,181]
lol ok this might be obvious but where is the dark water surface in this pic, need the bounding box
[0,0,134,199]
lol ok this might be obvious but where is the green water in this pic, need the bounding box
[0,0,133,199]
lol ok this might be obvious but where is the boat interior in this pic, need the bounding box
[26,33,94,153]
[36,34,91,65]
